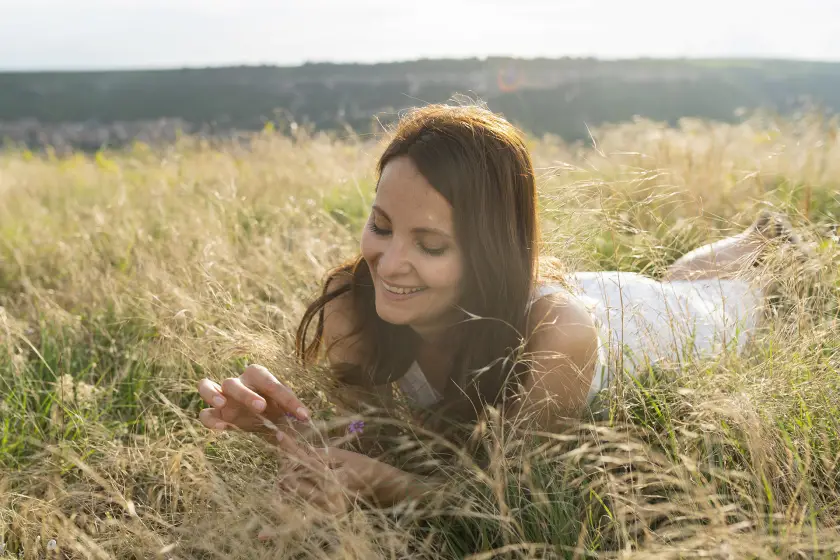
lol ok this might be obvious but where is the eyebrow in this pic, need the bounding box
[372,205,453,239]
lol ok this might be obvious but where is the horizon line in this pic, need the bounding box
[3,53,840,74]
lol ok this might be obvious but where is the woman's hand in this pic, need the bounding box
[258,443,397,540]
[277,433,438,512]
[197,364,310,433]
[279,444,414,513]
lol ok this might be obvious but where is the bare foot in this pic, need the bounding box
[747,210,813,265]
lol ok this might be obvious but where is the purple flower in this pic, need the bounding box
[347,420,365,435]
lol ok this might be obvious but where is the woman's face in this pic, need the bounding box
[360,156,464,337]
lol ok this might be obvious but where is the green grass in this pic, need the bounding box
[1,114,839,558]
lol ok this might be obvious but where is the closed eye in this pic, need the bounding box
[369,212,448,256]
[369,221,391,236]
[419,244,446,256]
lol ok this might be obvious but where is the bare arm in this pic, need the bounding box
[510,293,600,429]
[336,294,599,507]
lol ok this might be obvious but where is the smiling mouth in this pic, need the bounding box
[380,278,428,295]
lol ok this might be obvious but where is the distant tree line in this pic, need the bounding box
[1,57,839,149]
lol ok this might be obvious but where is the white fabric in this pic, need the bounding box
[562,272,762,377]
[396,360,442,407]
[397,271,763,409]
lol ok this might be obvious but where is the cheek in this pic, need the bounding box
[359,228,379,262]
[419,256,463,291]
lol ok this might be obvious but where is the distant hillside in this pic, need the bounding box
[2,57,840,150]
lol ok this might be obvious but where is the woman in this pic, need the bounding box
[196,104,801,510]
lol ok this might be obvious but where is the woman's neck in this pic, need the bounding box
[414,330,459,394]
[409,310,464,345]
[408,312,465,392]
[411,322,461,348]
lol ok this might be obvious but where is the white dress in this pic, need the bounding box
[397,272,764,409]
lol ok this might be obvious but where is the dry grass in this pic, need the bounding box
[1,111,839,559]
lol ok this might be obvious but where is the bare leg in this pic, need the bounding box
[664,212,806,281]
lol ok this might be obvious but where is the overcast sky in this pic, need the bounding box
[2,0,838,71]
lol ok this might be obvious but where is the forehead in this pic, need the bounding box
[375,156,453,230]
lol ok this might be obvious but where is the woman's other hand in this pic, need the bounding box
[197,364,310,433]
[278,444,410,513]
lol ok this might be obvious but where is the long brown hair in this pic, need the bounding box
[296,103,540,424]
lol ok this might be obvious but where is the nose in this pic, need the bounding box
[376,237,413,278]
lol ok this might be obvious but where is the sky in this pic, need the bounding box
[1,0,839,71]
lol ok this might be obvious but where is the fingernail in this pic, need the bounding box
[252,399,266,412]
[213,396,226,407]
[276,431,284,442]
[215,422,226,430]
[296,407,310,421]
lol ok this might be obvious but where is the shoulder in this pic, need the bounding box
[514,290,599,424]
[526,290,598,352]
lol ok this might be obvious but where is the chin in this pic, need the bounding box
[374,299,414,325]
[376,310,412,326]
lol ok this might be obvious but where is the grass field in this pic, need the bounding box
[1,111,840,559]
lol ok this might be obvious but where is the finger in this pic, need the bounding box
[284,449,344,488]
[198,408,228,431]
[297,448,347,474]
[241,364,310,421]
[273,430,333,475]
[274,428,307,455]
[309,446,353,464]
[280,474,317,498]
[220,377,269,414]
[197,378,227,408]
[280,477,337,510]
[281,473,351,513]
[257,528,274,542]
[283,443,335,476]
[333,465,369,492]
